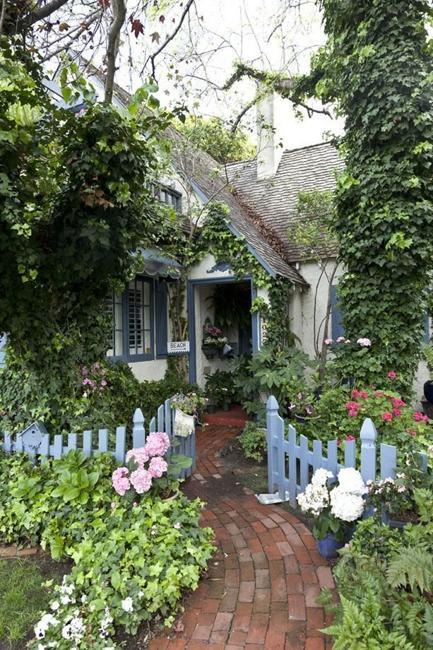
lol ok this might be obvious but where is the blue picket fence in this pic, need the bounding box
[266,395,427,507]
[0,398,196,479]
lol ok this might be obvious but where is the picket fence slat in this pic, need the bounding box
[0,396,196,480]
[264,394,423,504]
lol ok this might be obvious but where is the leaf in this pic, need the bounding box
[150,31,160,43]
[130,18,144,38]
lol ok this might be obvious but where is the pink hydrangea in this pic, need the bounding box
[130,468,152,494]
[387,371,397,380]
[112,467,131,496]
[144,432,170,457]
[126,447,149,468]
[382,412,393,423]
[148,456,168,478]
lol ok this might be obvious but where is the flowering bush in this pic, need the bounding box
[112,433,170,498]
[0,450,214,647]
[171,392,206,415]
[301,384,432,456]
[202,321,228,347]
[297,467,366,540]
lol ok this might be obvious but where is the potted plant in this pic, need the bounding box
[201,320,228,359]
[366,454,430,527]
[297,467,366,559]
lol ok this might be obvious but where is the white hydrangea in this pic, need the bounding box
[121,597,134,613]
[297,483,330,516]
[330,487,365,522]
[337,468,367,495]
[311,468,333,487]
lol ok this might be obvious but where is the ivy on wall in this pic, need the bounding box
[297,1,433,389]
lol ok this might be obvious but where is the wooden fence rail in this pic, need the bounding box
[0,397,196,479]
[266,395,427,507]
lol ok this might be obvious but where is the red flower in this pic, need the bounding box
[382,412,393,422]
[387,371,397,380]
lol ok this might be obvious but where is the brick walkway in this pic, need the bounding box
[151,412,334,650]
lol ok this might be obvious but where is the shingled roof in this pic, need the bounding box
[227,142,344,263]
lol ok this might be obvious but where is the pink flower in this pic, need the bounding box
[357,337,371,347]
[148,456,168,478]
[392,398,406,408]
[414,412,429,423]
[126,447,149,468]
[348,409,359,417]
[345,401,359,412]
[387,371,397,380]
[336,336,346,343]
[351,389,360,399]
[112,467,130,496]
[144,432,170,457]
[130,468,152,494]
[82,377,92,386]
[346,435,356,442]
[101,379,107,387]
[382,412,393,422]
[324,338,334,345]
[358,390,368,400]
[393,408,402,417]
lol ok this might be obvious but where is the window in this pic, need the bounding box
[153,184,182,212]
[128,278,152,357]
[106,293,124,359]
[106,278,154,361]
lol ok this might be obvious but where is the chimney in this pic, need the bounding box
[256,93,282,181]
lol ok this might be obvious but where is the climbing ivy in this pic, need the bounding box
[300,1,433,389]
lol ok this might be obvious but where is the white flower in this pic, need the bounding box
[174,522,181,529]
[60,595,70,605]
[357,337,371,347]
[311,468,333,487]
[121,597,134,613]
[330,487,365,522]
[81,595,87,603]
[62,625,73,640]
[337,468,367,495]
[50,601,60,611]
[34,614,59,640]
[297,483,330,516]
[38,645,45,650]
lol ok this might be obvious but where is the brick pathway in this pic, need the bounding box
[151,413,334,650]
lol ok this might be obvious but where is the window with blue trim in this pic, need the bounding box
[153,184,182,211]
[106,278,154,361]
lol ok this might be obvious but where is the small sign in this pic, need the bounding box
[168,341,190,354]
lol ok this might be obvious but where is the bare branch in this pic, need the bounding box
[0,0,7,36]
[18,0,70,31]
[146,0,195,80]
[104,0,126,104]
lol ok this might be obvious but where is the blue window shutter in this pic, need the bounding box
[155,280,168,356]
[331,285,345,340]
[423,312,430,343]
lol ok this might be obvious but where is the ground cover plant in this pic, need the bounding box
[0,446,214,648]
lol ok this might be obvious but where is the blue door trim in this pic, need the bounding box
[187,276,252,384]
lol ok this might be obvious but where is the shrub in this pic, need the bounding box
[0,360,196,435]
[204,369,236,408]
[239,422,267,462]
[301,385,432,456]
[0,449,214,647]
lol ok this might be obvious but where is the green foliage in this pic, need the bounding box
[325,507,433,649]
[233,345,312,420]
[0,450,214,647]
[300,385,432,455]
[0,43,173,427]
[176,115,255,164]
[0,557,65,646]
[303,1,433,390]
[0,359,194,435]
[204,369,236,408]
[239,422,267,462]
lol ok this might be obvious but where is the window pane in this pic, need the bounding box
[128,279,151,357]
[106,292,124,357]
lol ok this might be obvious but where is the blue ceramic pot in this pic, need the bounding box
[317,534,344,559]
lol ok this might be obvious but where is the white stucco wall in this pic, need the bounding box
[292,259,430,399]
[129,359,167,382]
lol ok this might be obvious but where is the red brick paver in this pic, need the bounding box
[151,411,334,649]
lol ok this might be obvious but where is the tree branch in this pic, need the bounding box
[104,0,126,104]
[17,0,70,31]
[146,0,195,80]
[0,0,7,36]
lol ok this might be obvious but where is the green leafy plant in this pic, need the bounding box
[0,449,214,647]
[204,370,236,408]
[239,422,267,462]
